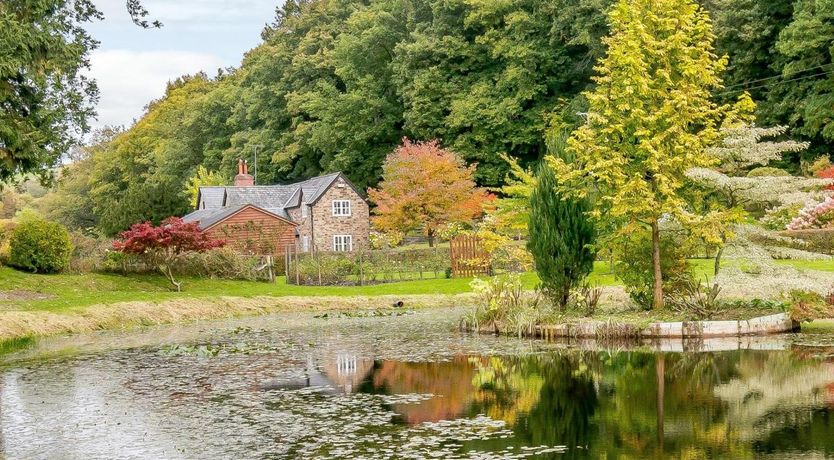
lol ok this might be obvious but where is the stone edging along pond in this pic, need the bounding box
[532,313,800,339]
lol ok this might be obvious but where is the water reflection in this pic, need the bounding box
[355,351,834,458]
[1,310,833,458]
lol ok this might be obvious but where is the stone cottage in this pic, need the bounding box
[182,160,370,255]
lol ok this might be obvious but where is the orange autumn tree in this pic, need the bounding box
[369,139,490,247]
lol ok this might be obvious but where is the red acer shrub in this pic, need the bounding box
[113,217,225,291]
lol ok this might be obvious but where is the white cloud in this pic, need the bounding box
[89,49,224,129]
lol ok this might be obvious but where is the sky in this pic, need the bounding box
[85,0,282,130]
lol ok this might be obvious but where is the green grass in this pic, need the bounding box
[1,257,831,313]
[776,259,834,272]
[802,319,834,333]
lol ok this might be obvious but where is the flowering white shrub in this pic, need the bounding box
[765,246,832,261]
[787,196,834,230]
[687,168,831,208]
[714,266,832,299]
[708,125,809,173]
[761,204,803,230]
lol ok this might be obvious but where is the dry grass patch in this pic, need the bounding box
[0,293,473,341]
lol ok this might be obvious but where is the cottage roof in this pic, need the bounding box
[182,205,246,230]
[225,186,297,208]
[183,204,294,231]
[197,186,226,209]
[188,172,354,230]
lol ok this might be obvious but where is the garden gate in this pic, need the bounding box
[449,235,491,278]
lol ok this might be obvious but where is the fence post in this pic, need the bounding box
[294,245,300,285]
[284,246,290,283]
[358,247,364,286]
[316,245,322,285]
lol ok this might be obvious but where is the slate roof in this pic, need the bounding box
[198,186,226,209]
[182,204,292,231]
[187,172,349,230]
[182,205,247,230]
[225,186,297,208]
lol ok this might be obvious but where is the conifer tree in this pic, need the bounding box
[550,0,744,309]
[527,164,596,310]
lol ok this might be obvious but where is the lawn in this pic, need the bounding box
[0,258,831,313]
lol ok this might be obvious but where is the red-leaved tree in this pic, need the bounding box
[368,139,491,246]
[816,166,834,191]
[113,217,225,291]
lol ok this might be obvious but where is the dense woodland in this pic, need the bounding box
[9,0,834,235]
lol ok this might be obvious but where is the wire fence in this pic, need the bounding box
[284,245,451,286]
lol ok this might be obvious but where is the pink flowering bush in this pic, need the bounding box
[787,196,834,230]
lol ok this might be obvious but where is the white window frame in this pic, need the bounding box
[332,200,351,217]
[333,235,353,252]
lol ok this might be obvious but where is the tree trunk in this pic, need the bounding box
[427,229,435,248]
[656,353,665,449]
[161,264,181,292]
[651,219,664,310]
[713,234,727,276]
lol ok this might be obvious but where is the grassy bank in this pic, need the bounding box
[0,293,472,343]
[4,259,831,312]
[0,258,831,342]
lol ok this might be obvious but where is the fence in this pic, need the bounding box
[450,234,491,277]
[285,245,451,286]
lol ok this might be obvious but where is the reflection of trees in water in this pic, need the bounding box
[468,354,598,458]
[361,356,478,424]
[713,351,834,444]
[360,350,834,458]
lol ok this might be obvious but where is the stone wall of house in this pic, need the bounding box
[310,177,370,251]
[287,205,313,252]
[205,207,297,256]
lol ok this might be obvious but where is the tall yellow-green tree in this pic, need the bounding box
[549,0,741,309]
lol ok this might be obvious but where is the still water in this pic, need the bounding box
[1,308,833,459]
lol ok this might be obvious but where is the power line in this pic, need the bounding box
[722,62,834,91]
[718,68,834,96]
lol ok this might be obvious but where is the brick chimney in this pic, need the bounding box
[234,159,254,186]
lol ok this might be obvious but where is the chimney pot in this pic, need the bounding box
[234,159,255,187]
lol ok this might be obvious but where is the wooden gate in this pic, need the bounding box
[449,235,491,278]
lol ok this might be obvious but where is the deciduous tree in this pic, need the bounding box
[549,0,741,309]
[687,124,818,274]
[113,217,225,291]
[369,139,490,247]
[0,0,99,182]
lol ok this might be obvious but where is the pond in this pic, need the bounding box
[1,308,833,459]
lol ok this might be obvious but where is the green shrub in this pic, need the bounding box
[783,229,834,255]
[0,219,16,264]
[67,231,112,273]
[761,204,802,230]
[613,229,693,310]
[177,247,268,280]
[747,167,791,177]
[809,155,832,176]
[787,289,834,323]
[527,164,596,309]
[463,274,543,336]
[9,219,73,273]
[295,253,355,285]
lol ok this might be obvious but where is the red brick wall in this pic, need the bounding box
[205,207,297,255]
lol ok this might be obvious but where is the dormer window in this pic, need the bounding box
[332,200,351,216]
